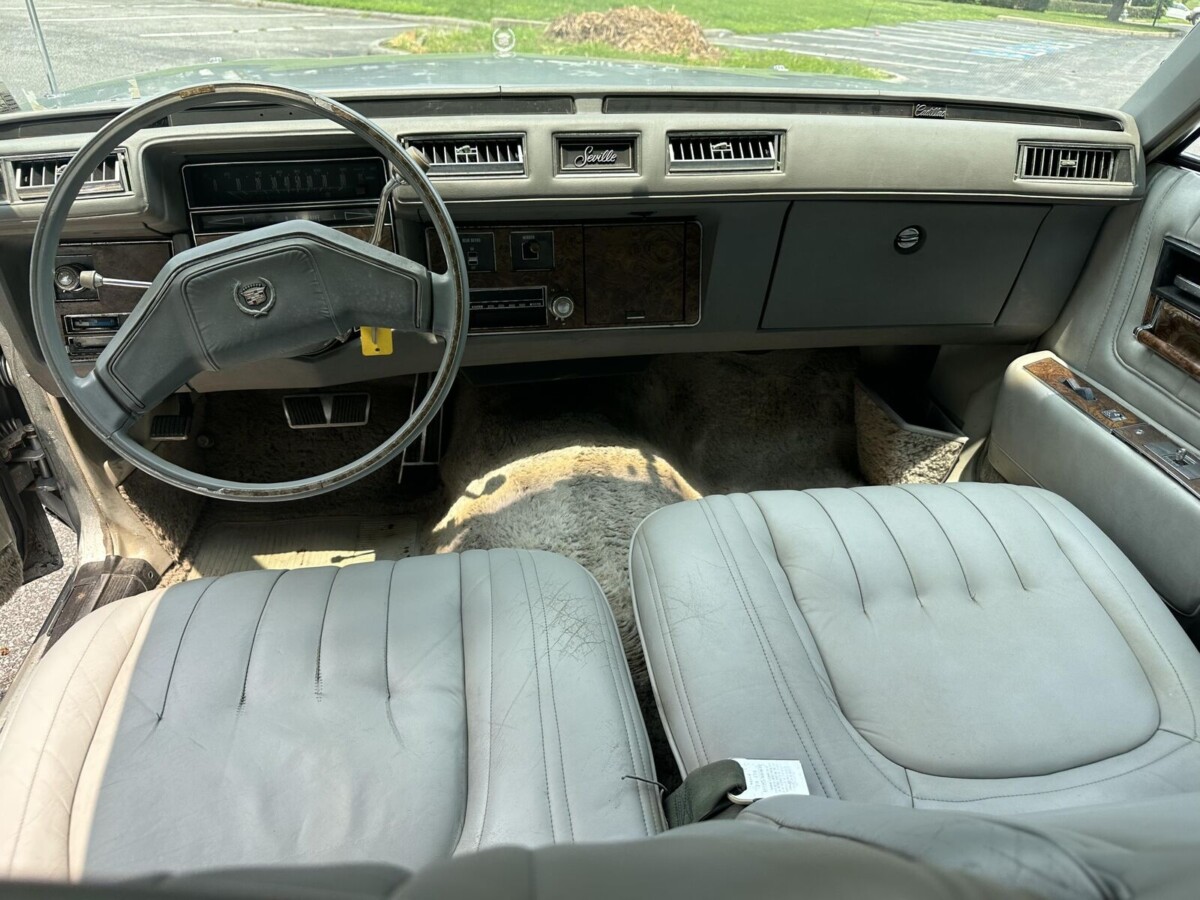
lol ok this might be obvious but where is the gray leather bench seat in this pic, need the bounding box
[631,484,1200,813]
[0,550,663,881]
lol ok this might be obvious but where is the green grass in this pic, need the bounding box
[286,0,1180,36]
[386,25,887,78]
[291,0,1004,35]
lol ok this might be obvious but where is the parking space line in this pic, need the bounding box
[889,22,1082,49]
[925,21,1091,44]
[141,22,403,36]
[810,28,1011,59]
[761,37,985,66]
[717,36,971,73]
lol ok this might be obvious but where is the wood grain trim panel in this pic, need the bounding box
[1136,303,1200,380]
[1025,358,1200,500]
[426,220,702,333]
[1024,357,1142,428]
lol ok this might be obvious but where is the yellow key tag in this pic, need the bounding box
[360,327,394,356]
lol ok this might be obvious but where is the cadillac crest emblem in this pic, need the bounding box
[234,278,275,317]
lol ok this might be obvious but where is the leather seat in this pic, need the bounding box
[0,550,663,881]
[631,484,1200,813]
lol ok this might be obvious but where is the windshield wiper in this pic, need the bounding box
[23,0,60,96]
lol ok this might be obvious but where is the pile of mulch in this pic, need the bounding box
[545,6,719,62]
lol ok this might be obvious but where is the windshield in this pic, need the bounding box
[0,0,1196,110]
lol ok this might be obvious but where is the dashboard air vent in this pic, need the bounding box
[10,151,128,200]
[1017,143,1121,182]
[404,135,525,177]
[668,132,781,173]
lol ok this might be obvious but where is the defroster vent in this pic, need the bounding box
[668,132,782,173]
[1017,143,1124,182]
[10,151,129,200]
[403,135,526,177]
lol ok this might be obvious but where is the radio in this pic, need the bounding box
[426,221,702,333]
[469,287,548,330]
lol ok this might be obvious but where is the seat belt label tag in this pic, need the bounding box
[729,758,810,804]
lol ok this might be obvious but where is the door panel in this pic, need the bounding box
[990,165,1200,617]
[1048,166,1200,448]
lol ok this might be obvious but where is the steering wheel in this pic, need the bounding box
[30,83,469,501]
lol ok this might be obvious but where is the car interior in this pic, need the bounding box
[1,18,1200,900]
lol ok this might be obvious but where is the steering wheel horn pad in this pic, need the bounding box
[29,83,470,501]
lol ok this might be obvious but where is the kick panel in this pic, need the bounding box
[426,221,702,332]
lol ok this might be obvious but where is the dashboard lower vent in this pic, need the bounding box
[10,151,129,200]
[1017,143,1122,182]
[403,135,525,177]
[668,132,782,173]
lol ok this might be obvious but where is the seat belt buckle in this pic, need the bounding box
[727,758,810,806]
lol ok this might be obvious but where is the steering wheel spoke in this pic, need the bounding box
[31,83,469,501]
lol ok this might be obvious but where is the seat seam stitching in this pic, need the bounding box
[7,603,127,874]
[453,553,472,854]
[911,731,1193,803]
[238,571,286,707]
[902,768,915,809]
[158,580,218,719]
[586,570,655,835]
[476,551,497,849]
[515,550,559,842]
[383,563,405,751]
[897,487,976,601]
[738,494,845,799]
[1036,490,1197,737]
[527,550,576,842]
[1002,487,1171,739]
[313,568,339,698]
[805,493,867,616]
[741,494,910,801]
[703,497,840,798]
[636,531,707,765]
[946,486,1029,591]
[850,488,923,608]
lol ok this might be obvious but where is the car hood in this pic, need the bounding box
[32,53,882,109]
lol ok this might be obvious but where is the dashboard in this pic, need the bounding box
[0,87,1146,395]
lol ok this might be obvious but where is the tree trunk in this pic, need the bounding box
[1107,0,1128,21]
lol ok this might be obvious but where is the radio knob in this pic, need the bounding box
[550,295,575,321]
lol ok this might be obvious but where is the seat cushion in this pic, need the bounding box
[631,484,1200,813]
[0,550,663,881]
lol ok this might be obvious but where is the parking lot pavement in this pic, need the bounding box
[713,19,1182,107]
[0,0,423,96]
[0,513,75,701]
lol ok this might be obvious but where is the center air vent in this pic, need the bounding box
[668,132,782,173]
[10,151,129,200]
[403,135,525,177]
[1017,143,1125,182]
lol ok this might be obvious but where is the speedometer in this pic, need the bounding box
[183,157,387,209]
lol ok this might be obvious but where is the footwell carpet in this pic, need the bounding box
[187,516,421,579]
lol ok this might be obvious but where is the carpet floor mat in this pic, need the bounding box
[185,516,421,579]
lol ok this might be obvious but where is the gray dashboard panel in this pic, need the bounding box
[762,201,1049,330]
[0,88,1146,392]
